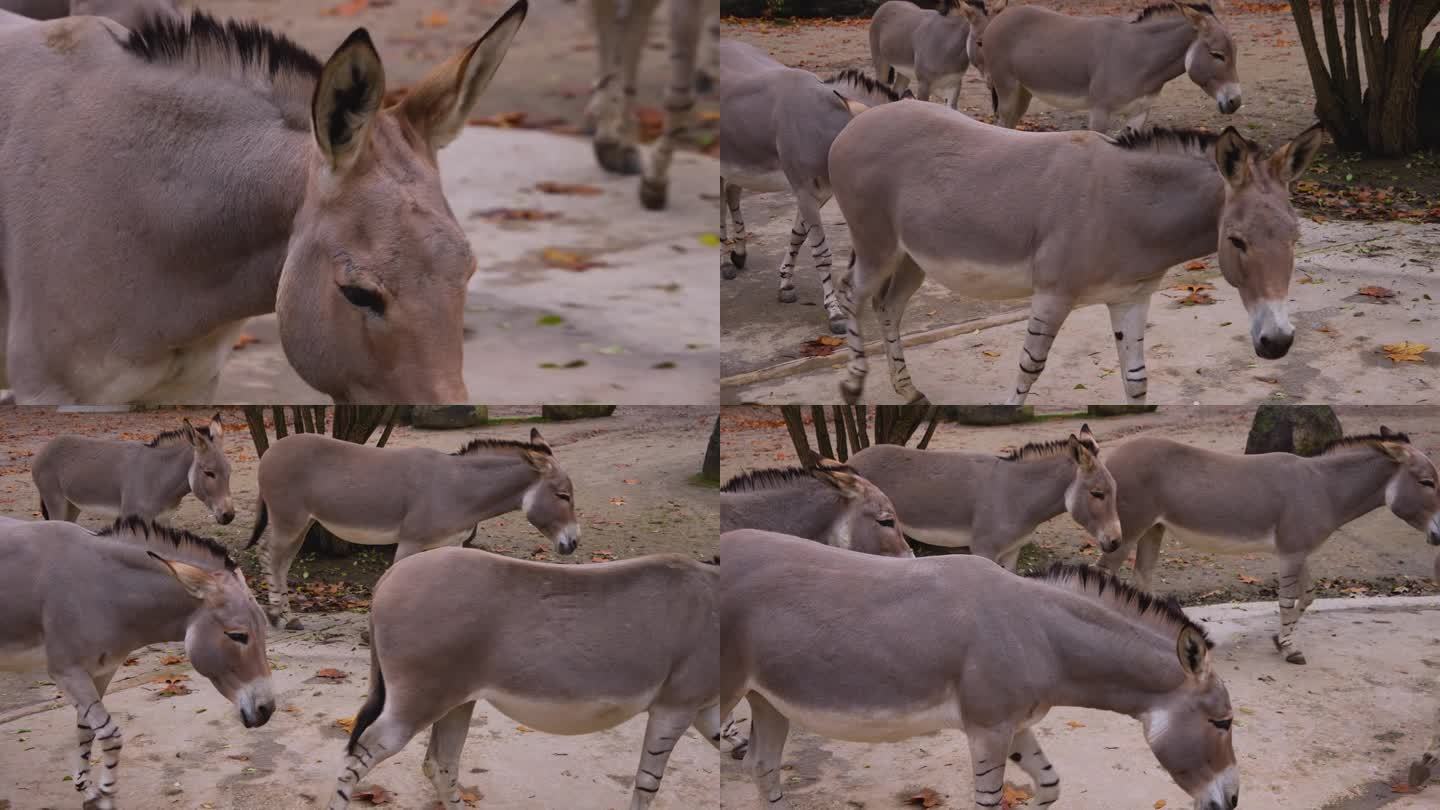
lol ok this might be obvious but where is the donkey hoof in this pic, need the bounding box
[778,289,798,304]
[840,380,863,405]
[1409,759,1434,788]
[639,179,668,210]
[731,251,747,270]
[283,616,305,631]
[729,740,749,760]
[722,263,738,281]
[827,316,847,335]
[594,140,641,175]
[1285,650,1307,665]
[695,70,717,94]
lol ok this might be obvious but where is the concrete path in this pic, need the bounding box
[720,595,1440,810]
[0,614,715,810]
[722,213,1438,406]
[219,128,719,405]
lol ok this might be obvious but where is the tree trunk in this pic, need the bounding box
[701,416,721,482]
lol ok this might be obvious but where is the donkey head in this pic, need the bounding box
[277,1,527,402]
[1143,625,1240,810]
[184,414,234,525]
[814,459,912,558]
[520,428,580,555]
[149,554,274,729]
[957,0,1005,76]
[1063,425,1123,553]
[1214,124,1324,360]
[1174,2,1241,114]
[1369,427,1440,545]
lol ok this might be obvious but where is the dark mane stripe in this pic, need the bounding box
[824,69,902,103]
[452,438,553,457]
[123,10,322,80]
[721,465,851,493]
[1320,432,1410,455]
[100,516,236,571]
[1001,436,1098,461]
[1108,126,1220,155]
[1132,2,1213,22]
[1033,563,1212,646]
[144,425,210,447]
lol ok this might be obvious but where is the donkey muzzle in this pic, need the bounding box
[1216,85,1242,114]
[555,525,581,556]
[218,511,236,526]
[1250,302,1295,360]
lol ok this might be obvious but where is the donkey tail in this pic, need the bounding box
[348,620,386,755]
[39,500,48,520]
[246,501,268,549]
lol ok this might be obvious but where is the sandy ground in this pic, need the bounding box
[719,595,1440,810]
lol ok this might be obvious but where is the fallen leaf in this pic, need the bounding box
[1391,783,1416,794]
[461,788,483,806]
[123,657,140,667]
[515,725,534,733]
[1065,720,1085,729]
[535,181,603,196]
[315,668,349,681]
[908,788,943,807]
[1238,574,1262,585]
[623,479,640,484]
[1358,285,1397,299]
[353,785,392,805]
[160,655,185,666]
[469,111,528,128]
[471,208,560,223]
[1155,801,1169,809]
[982,350,1001,358]
[1184,260,1207,270]
[609,497,626,505]
[325,0,368,15]
[799,336,844,357]
[336,716,356,732]
[1002,783,1033,808]
[816,335,843,346]
[421,10,448,26]
[1382,341,1427,363]
[154,675,191,697]
[541,247,606,272]
[232,333,260,351]
[699,233,722,247]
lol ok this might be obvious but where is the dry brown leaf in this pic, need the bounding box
[535,181,603,196]
[609,497,626,505]
[982,350,1001,358]
[908,787,944,807]
[335,716,356,732]
[316,668,349,681]
[325,0,368,15]
[123,657,140,667]
[1175,282,1215,293]
[816,335,843,346]
[1358,285,1397,299]
[1002,783,1033,808]
[1155,801,1168,809]
[353,785,392,805]
[460,788,483,806]
[160,655,185,665]
[421,10,448,26]
[1391,783,1417,794]
[623,479,640,484]
[232,333,260,351]
[1065,720,1085,729]
[1382,341,1428,363]
[154,675,191,697]
[471,208,560,223]
[1238,574,1262,585]
[541,247,606,272]
[469,111,527,128]
[1184,260,1207,271]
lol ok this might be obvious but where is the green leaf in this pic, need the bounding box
[536,314,565,327]
[699,233,721,247]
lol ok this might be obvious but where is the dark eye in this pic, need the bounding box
[1210,51,1226,61]
[1090,490,1106,500]
[1422,480,1436,489]
[339,284,386,316]
[1228,236,1247,252]
[877,517,896,528]
[557,493,572,501]
[1211,718,1232,730]
[204,470,217,479]
[226,632,249,644]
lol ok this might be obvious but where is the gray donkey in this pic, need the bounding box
[31,414,235,526]
[723,530,1240,810]
[1409,553,1440,790]
[1098,428,1440,664]
[247,428,578,629]
[720,40,906,331]
[0,0,180,29]
[983,1,1242,132]
[868,0,985,108]
[846,425,1122,567]
[330,546,721,809]
[0,517,275,810]
[0,2,526,403]
[829,102,1324,404]
[721,459,912,557]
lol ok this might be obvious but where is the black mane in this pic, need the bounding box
[1320,432,1411,455]
[1109,126,1221,154]
[452,438,553,457]
[1034,563,1213,646]
[721,465,852,493]
[825,68,903,103]
[100,516,236,571]
[144,425,210,447]
[123,10,322,80]
[1133,2,1213,22]
[1001,436,1098,461]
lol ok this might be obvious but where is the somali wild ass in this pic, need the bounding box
[720,40,905,331]
[0,2,527,403]
[248,428,577,629]
[1098,428,1440,664]
[828,102,1324,404]
[0,0,180,29]
[32,414,234,525]
[721,459,912,557]
[0,517,274,809]
[846,425,1121,567]
[1410,553,1440,789]
[330,546,720,809]
[868,0,983,108]
[983,2,1241,132]
[722,529,1240,810]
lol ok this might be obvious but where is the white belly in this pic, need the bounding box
[906,249,1034,301]
[318,521,401,546]
[1031,91,1092,112]
[903,524,973,549]
[721,165,790,195]
[759,687,962,743]
[927,73,964,95]
[81,322,245,404]
[483,689,654,735]
[0,643,48,673]
[1162,521,1276,555]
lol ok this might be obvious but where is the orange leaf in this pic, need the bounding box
[325,0,368,15]
[541,247,606,272]
[623,479,640,484]
[422,10,449,26]
[1065,720,1085,729]
[353,785,392,805]
[316,668,349,681]
[908,788,944,807]
[336,716,356,732]
[1184,260,1206,270]
[1238,574,1262,585]
[1002,783,1033,808]
[160,655,185,665]
[1381,341,1427,364]
[1391,783,1416,794]
[1358,285,1397,299]
[535,181,603,196]
[1155,801,1169,809]
[232,333,260,350]
[461,788,483,806]
[471,208,560,223]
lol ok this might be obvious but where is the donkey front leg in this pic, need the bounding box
[588,0,644,175]
[260,518,310,630]
[58,668,122,809]
[745,693,793,809]
[1408,705,1440,788]
[797,194,846,334]
[640,0,702,210]
[777,210,807,304]
[422,701,476,809]
[1107,294,1154,403]
[966,722,1018,809]
[629,704,698,809]
[1273,554,1309,664]
[1008,727,1061,806]
[722,179,746,279]
[1008,294,1074,405]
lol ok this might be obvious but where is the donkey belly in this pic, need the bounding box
[484,689,654,735]
[906,249,1034,301]
[0,642,48,673]
[757,686,961,743]
[83,322,244,404]
[1029,90,1092,112]
[1162,520,1276,555]
[902,524,973,550]
[317,521,401,546]
[722,165,789,195]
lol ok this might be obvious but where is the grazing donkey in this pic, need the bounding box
[32,414,235,526]
[847,426,1122,567]
[869,0,984,108]
[720,41,906,332]
[723,530,1240,810]
[248,428,578,629]
[0,2,527,403]
[1098,428,1440,665]
[0,517,274,809]
[983,2,1241,132]
[829,102,1324,404]
[721,460,912,557]
[0,0,180,29]
[330,546,720,809]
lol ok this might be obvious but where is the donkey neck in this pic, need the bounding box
[1116,154,1225,269]
[1038,593,1187,716]
[1124,16,1196,91]
[101,549,210,644]
[144,441,197,499]
[1307,449,1398,525]
[993,455,1076,524]
[724,482,847,542]
[451,452,541,521]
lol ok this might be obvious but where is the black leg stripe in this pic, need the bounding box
[976,764,1004,778]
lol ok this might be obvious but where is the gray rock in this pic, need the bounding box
[411,406,489,430]
[541,405,617,421]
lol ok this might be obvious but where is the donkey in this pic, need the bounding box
[1409,553,1440,790]
[247,428,577,629]
[846,425,1122,567]
[1098,428,1440,665]
[983,2,1241,133]
[868,0,983,108]
[0,3,527,403]
[330,545,720,810]
[829,101,1324,404]
[0,517,274,809]
[720,41,906,332]
[0,0,180,29]
[721,459,912,557]
[722,530,1240,810]
[31,414,234,526]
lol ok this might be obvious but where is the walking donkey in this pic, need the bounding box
[720,460,912,557]
[0,517,275,810]
[869,0,989,108]
[829,100,1324,404]
[0,0,180,30]
[1094,429,1440,665]
[248,429,578,629]
[585,0,717,209]
[723,530,1240,810]
[330,545,720,809]
[0,2,527,403]
[32,414,235,526]
[720,41,906,332]
[983,1,1242,132]
[1409,554,1440,790]
[846,426,1122,567]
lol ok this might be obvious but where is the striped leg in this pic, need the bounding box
[745,693,793,808]
[967,723,1017,809]
[640,0,701,210]
[422,702,475,809]
[1106,295,1153,403]
[330,711,416,810]
[628,705,696,810]
[1008,294,1074,405]
[694,703,746,755]
[777,211,806,304]
[260,520,308,630]
[720,178,733,279]
[1009,728,1060,806]
[806,220,847,333]
[722,179,746,278]
[1130,525,1165,593]
[874,257,927,402]
[1299,562,1317,611]
[58,670,122,809]
[1409,706,1440,787]
[1273,556,1308,664]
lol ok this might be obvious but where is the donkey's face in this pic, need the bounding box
[184,415,234,525]
[1215,124,1324,361]
[1373,429,1440,545]
[1145,627,1240,810]
[152,557,275,729]
[1063,426,1123,553]
[957,0,1004,76]
[819,462,912,558]
[520,428,580,555]
[277,2,527,403]
[1177,4,1241,114]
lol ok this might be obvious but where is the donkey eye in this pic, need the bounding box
[339,284,386,316]
[1228,236,1248,252]
[1210,51,1226,61]
[876,517,896,528]
[226,632,249,644]
[1422,480,1436,488]
[1211,718,1232,730]
[1090,490,1106,500]
[204,470,217,479]
[557,493,572,501]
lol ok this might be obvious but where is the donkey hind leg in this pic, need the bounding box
[329,709,419,810]
[1008,293,1075,406]
[994,83,1032,128]
[797,193,846,333]
[639,0,702,210]
[1298,561,1318,611]
[1130,525,1166,593]
[720,178,735,279]
[628,704,698,810]
[745,693,793,809]
[57,668,123,809]
[873,256,928,402]
[1009,727,1060,806]
[588,0,642,175]
[967,721,1018,810]
[694,702,747,756]
[1273,555,1309,665]
[422,701,476,809]
[1106,294,1155,403]
[722,179,746,279]
[261,516,312,630]
[777,208,807,304]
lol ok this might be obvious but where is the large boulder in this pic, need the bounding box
[411,405,489,430]
[1244,405,1343,457]
[942,405,1033,426]
[541,405,617,421]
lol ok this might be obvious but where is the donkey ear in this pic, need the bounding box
[1176,625,1210,676]
[148,551,217,600]
[1214,127,1252,188]
[1068,435,1096,470]
[181,419,202,447]
[834,90,870,117]
[1380,425,1396,438]
[313,29,386,173]
[1172,1,1209,27]
[1078,423,1096,443]
[208,413,224,445]
[529,427,551,452]
[988,0,1007,14]
[398,0,527,152]
[1269,123,1324,185]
